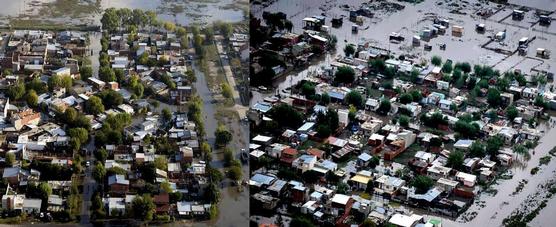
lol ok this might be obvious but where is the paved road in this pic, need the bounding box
[80,142,97,225]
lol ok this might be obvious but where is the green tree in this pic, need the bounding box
[506,105,518,121]
[411,175,434,194]
[69,127,89,144]
[154,156,168,170]
[7,81,25,100]
[5,153,15,166]
[205,183,220,203]
[37,182,52,203]
[99,67,116,82]
[431,55,442,66]
[161,180,172,193]
[300,82,316,97]
[86,96,105,115]
[26,89,38,107]
[344,44,355,57]
[513,144,529,159]
[228,166,242,181]
[162,108,172,124]
[345,91,364,109]
[26,78,47,94]
[101,8,120,32]
[399,93,413,104]
[221,83,233,99]
[97,90,123,109]
[487,88,502,108]
[370,59,386,73]
[377,99,391,115]
[446,151,464,170]
[267,104,304,128]
[215,125,233,147]
[93,162,106,182]
[131,194,155,221]
[334,66,356,84]
[486,135,504,157]
[80,66,93,81]
[95,148,109,164]
[114,69,125,83]
[469,141,485,157]
[399,115,410,127]
[409,90,422,103]
[361,219,377,227]
[534,95,547,108]
[320,93,330,105]
[441,61,453,74]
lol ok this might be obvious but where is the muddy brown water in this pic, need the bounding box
[0,0,245,26]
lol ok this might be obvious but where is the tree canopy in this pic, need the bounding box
[334,66,356,84]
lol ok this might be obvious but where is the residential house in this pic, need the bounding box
[108,174,129,195]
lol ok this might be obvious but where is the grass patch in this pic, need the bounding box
[39,0,101,18]
[393,143,423,165]
[299,140,320,150]
[9,19,98,31]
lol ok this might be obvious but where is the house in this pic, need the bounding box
[357,153,373,167]
[11,109,41,130]
[153,193,170,214]
[388,213,424,227]
[365,98,380,111]
[88,77,106,90]
[374,175,405,197]
[436,177,459,194]
[47,195,64,212]
[401,103,422,117]
[108,174,129,195]
[3,167,26,185]
[349,170,373,190]
[330,193,352,216]
[427,165,452,180]
[249,173,276,188]
[455,171,477,187]
[280,148,298,166]
[453,139,474,150]
[252,192,280,210]
[22,198,42,214]
[289,181,308,203]
[1,194,25,210]
[292,154,317,173]
[170,86,193,104]
[105,197,126,216]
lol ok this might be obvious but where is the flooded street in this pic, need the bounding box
[191,62,249,227]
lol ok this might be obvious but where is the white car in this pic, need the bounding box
[86,161,90,167]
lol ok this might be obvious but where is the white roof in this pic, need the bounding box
[331,194,350,205]
[456,171,477,182]
[389,213,423,227]
[253,135,272,143]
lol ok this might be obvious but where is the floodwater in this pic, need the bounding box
[252,0,556,226]
[0,0,245,26]
[508,0,556,11]
[192,61,249,227]
[251,0,556,98]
